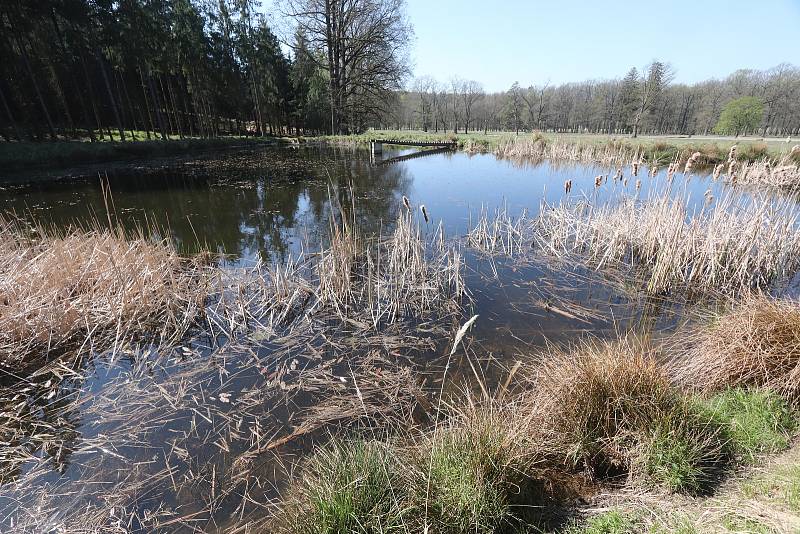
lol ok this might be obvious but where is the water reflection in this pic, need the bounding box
[0,145,413,264]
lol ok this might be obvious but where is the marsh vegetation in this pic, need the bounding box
[2,142,800,532]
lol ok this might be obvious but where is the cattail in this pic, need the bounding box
[650,165,658,177]
[728,160,737,177]
[667,162,677,181]
[564,179,573,194]
[635,179,642,190]
[614,168,623,181]
[402,195,411,210]
[420,204,429,223]
[712,164,724,180]
[594,175,603,188]
[684,151,702,174]
[705,193,714,207]
[631,161,640,177]
[727,144,737,163]
[623,177,629,187]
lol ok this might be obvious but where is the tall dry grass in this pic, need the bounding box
[535,189,800,293]
[317,206,464,326]
[726,153,800,189]
[495,137,640,167]
[674,295,800,404]
[0,218,206,369]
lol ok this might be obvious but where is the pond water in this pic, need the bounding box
[0,144,758,531]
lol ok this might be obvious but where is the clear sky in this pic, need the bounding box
[406,0,800,91]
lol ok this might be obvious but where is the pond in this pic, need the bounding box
[0,143,777,532]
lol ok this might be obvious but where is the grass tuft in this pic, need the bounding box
[278,440,407,534]
[676,295,800,404]
[528,338,729,494]
[407,404,540,533]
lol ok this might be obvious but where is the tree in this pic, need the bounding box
[504,82,524,134]
[460,80,483,134]
[631,61,673,137]
[283,0,412,134]
[714,96,764,136]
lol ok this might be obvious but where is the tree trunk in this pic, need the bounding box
[99,55,125,141]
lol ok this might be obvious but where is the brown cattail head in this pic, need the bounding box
[420,204,429,223]
[650,165,658,177]
[631,161,640,177]
[636,179,642,190]
[402,196,411,210]
[615,168,623,181]
[595,175,603,188]
[564,179,573,194]
[727,145,738,162]
[712,163,724,180]
[684,151,702,174]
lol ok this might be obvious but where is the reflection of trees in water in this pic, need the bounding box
[0,146,412,263]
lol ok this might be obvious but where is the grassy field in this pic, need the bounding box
[320,129,799,164]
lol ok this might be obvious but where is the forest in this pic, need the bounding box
[0,0,409,142]
[390,62,800,137]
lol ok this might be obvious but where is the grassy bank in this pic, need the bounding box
[274,321,800,533]
[0,136,286,172]
[319,130,800,183]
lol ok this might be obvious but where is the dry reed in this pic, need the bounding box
[0,218,207,369]
[673,294,800,404]
[535,189,800,294]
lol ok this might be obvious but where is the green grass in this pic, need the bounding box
[721,514,774,533]
[564,510,637,534]
[636,402,729,494]
[281,440,407,534]
[412,425,521,532]
[742,464,800,512]
[705,389,798,463]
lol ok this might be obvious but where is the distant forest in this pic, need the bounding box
[0,0,410,141]
[1,1,798,142]
[389,62,800,137]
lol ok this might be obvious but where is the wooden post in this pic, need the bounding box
[371,141,382,155]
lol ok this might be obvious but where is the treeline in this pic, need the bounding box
[0,0,410,142]
[386,62,800,137]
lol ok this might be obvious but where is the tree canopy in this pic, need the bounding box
[714,96,765,136]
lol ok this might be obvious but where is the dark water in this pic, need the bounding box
[0,144,740,531]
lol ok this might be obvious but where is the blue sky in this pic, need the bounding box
[406,0,800,91]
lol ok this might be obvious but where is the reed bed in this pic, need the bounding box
[494,137,640,168]
[674,294,800,404]
[0,200,467,532]
[725,153,800,189]
[0,218,208,370]
[535,189,800,294]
